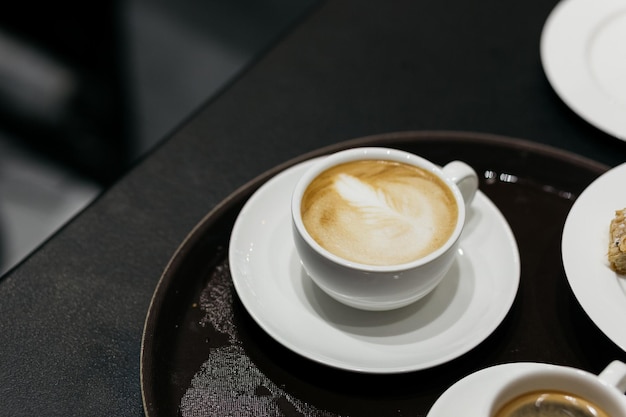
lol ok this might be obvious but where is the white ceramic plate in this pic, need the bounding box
[229,159,520,373]
[541,0,626,140]
[562,162,626,352]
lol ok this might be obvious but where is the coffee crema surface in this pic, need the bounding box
[494,390,610,417]
[300,160,458,266]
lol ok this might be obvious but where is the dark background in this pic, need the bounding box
[0,0,317,275]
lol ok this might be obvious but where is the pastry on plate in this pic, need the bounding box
[608,208,626,274]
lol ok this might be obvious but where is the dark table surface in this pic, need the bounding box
[1,0,626,416]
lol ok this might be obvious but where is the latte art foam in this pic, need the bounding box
[301,160,458,266]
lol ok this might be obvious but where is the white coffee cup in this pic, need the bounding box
[489,361,626,416]
[291,147,478,311]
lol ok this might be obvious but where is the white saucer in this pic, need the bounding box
[427,362,569,416]
[541,0,626,140]
[562,162,626,352]
[229,159,520,373]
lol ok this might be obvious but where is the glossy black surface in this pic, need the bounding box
[142,132,625,416]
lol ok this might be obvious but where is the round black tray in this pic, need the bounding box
[141,131,625,416]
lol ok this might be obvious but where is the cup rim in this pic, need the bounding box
[490,365,626,416]
[291,147,467,272]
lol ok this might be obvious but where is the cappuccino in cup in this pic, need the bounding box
[291,147,477,310]
[301,160,458,266]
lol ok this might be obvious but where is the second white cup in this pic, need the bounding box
[490,361,626,416]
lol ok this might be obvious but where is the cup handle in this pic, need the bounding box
[442,161,478,207]
[598,360,626,393]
